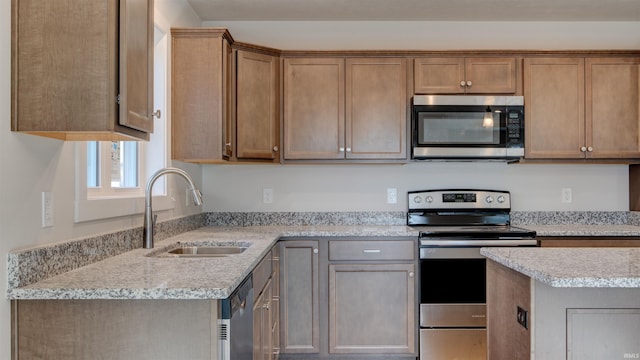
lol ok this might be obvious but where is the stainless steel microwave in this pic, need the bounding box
[411,95,525,160]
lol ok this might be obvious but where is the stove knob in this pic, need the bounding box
[413,195,422,204]
[497,195,506,203]
[485,196,494,204]
[425,196,433,203]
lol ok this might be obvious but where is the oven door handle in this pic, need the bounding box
[420,239,538,247]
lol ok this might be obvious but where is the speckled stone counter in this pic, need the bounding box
[481,247,640,287]
[523,224,640,237]
[7,225,418,300]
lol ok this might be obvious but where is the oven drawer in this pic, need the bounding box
[420,303,486,327]
[328,240,415,261]
[420,328,486,360]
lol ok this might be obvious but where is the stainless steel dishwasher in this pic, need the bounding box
[219,274,254,360]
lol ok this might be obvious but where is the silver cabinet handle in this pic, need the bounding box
[272,146,278,152]
[339,147,345,152]
[363,249,381,253]
[409,272,415,278]
[152,109,161,119]
[460,80,466,87]
[346,147,351,152]
[313,248,318,254]
[466,80,472,87]
[580,146,587,152]
[587,146,593,152]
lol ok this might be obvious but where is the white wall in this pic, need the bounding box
[201,20,639,213]
[202,163,628,212]
[0,1,202,359]
[205,21,640,50]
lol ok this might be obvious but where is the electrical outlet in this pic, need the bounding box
[42,192,54,228]
[561,188,573,203]
[387,188,398,204]
[263,188,273,204]
[517,306,528,329]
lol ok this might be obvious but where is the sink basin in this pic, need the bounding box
[149,240,252,258]
[166,246,247,257]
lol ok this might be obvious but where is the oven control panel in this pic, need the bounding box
[408,189,510,210]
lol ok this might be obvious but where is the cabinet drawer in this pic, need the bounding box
[329,240,415,261]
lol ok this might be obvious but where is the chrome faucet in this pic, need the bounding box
[143,167,203,248]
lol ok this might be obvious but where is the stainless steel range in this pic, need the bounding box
[407,189,536,360]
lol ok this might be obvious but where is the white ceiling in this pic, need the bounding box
[187,0,640,21]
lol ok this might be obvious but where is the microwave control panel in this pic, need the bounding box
[506,109,524,148]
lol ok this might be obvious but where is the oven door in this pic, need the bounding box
[419,246,487,360]
[420,247,486,328]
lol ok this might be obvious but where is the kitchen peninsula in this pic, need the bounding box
[482,247,640,360]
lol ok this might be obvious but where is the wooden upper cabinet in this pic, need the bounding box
[414,57,517,94]
[236,50,280,161]
[283,58,346,160]
[586,57,640,159]
[524,56,640,160]
[283,57,408,161]
[346,58,408,160]
[171,28,233,163]
[11,0,154,141]
[524,57,585,159]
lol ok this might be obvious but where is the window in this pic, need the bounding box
[74,25,171,222]
[86,141,142,198]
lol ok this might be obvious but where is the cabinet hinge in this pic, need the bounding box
[116,94,121,105]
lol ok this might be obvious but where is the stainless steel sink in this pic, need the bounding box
[150,242,251,258]
[167,246,247,257]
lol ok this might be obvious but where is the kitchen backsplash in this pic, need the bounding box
[7,211,639,291]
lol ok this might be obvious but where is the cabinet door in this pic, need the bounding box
[328,263,416,354]
[465,57,517,94]
[586,57,640,159]
[283,58,345,160]
[254,278,273,360]
[524,58,585,159]
[171,29,231,163]
[346,58,408,160]
[119,0,154,133]
[279,240,320,353]
[11,0,150,140]
[236,50,280,161]
[414,58,466,94]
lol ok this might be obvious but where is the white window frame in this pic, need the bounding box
[74,24,173,223]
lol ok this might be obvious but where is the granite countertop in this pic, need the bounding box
[8,222,640,300]
[7,225,418,300]
[525,224,640,237]
[481,247,640,288]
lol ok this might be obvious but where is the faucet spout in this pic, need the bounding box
[143,167,203,249]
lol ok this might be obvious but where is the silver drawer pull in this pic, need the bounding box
[363,249,381,253]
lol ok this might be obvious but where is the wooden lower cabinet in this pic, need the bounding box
[486,260,531,360]
[328,263,416,354]
[279,238,418,359]
[254,278,274,360]
[12,299,219,360]
[279,240,320,354]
